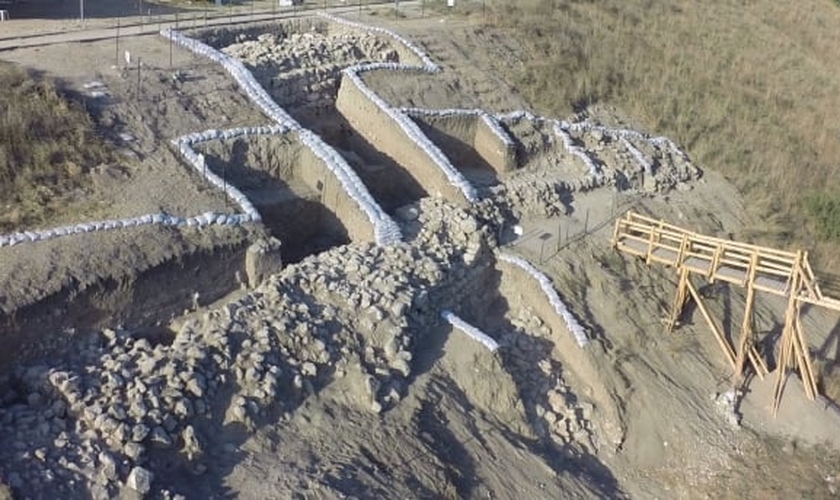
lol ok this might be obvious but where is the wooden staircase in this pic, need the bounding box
[612,210,840,414]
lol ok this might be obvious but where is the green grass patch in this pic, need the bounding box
[805,191,840,240]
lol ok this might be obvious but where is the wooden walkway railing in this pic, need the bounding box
[612,210,840,414]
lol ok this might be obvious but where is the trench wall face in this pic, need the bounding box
[199,133,377,246]
[415,114,516,177]
[495,258,623,449]
[294,133,376,243]
[474,117,517,174]
[336,72,470,206]
[0,240,249,370]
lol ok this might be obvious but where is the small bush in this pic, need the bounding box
[805,191,840,240]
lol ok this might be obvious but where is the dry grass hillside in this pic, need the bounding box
[0,63,111,232]
[469,0,840,271]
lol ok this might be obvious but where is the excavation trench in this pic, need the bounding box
[293,103,429,213]
[0,231,253,372]
[409,114,506,189]
[197,133,361,263]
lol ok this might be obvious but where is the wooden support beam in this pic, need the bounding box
[613,213,829,415]
[774,252,803,415]
[668,266,690,332]
[773,324,793,416]
[685,278,737,370]
[737,291,760,379]
[735,255,758,381]
[794,309,818,400]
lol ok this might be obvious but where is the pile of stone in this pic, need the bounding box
[223,31,399,106]
[492,177,569,218]
[0,198,503,498]
[493,309,597,454]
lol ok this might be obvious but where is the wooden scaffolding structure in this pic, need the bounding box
[611,211,840,414]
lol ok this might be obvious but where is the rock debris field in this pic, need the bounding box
[2,9,837,500]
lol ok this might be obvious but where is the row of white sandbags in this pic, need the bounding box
[319,13,440,72]
[619,137,653,175]
[174,125,290,146]
[171,134,261,221]
[497,252,589,348]
[441,310,500,352]
[551,120,601,177]
[343,66,478,203]
[161,28,299,129]
[480,113,516,148]
[0,209,252,248]
[298,130,402,245]
[497,110,540,123]
[161,28,402,246]
[399,106,515,148]
[0,126,265,247]
[318,14,478,203]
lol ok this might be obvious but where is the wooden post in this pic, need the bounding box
[686,278,737,369]
[773,251,802,415]
[734,254,758,381]
[793,303,818,399]
[668,266,690,332]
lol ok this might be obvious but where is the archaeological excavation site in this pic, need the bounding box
[1,2,840,499]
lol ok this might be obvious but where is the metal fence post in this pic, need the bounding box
[115,17,120,67]
[136,57,141,101]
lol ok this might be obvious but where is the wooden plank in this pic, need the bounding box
[755,266,795,278]
[754,275,788,292]
[714,265,748,283]
[686,279,737,369]
[684,256,712,274]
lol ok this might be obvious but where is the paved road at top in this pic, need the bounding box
[0,2,407,52]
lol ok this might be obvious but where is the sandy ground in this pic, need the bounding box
[1,3,840,500]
